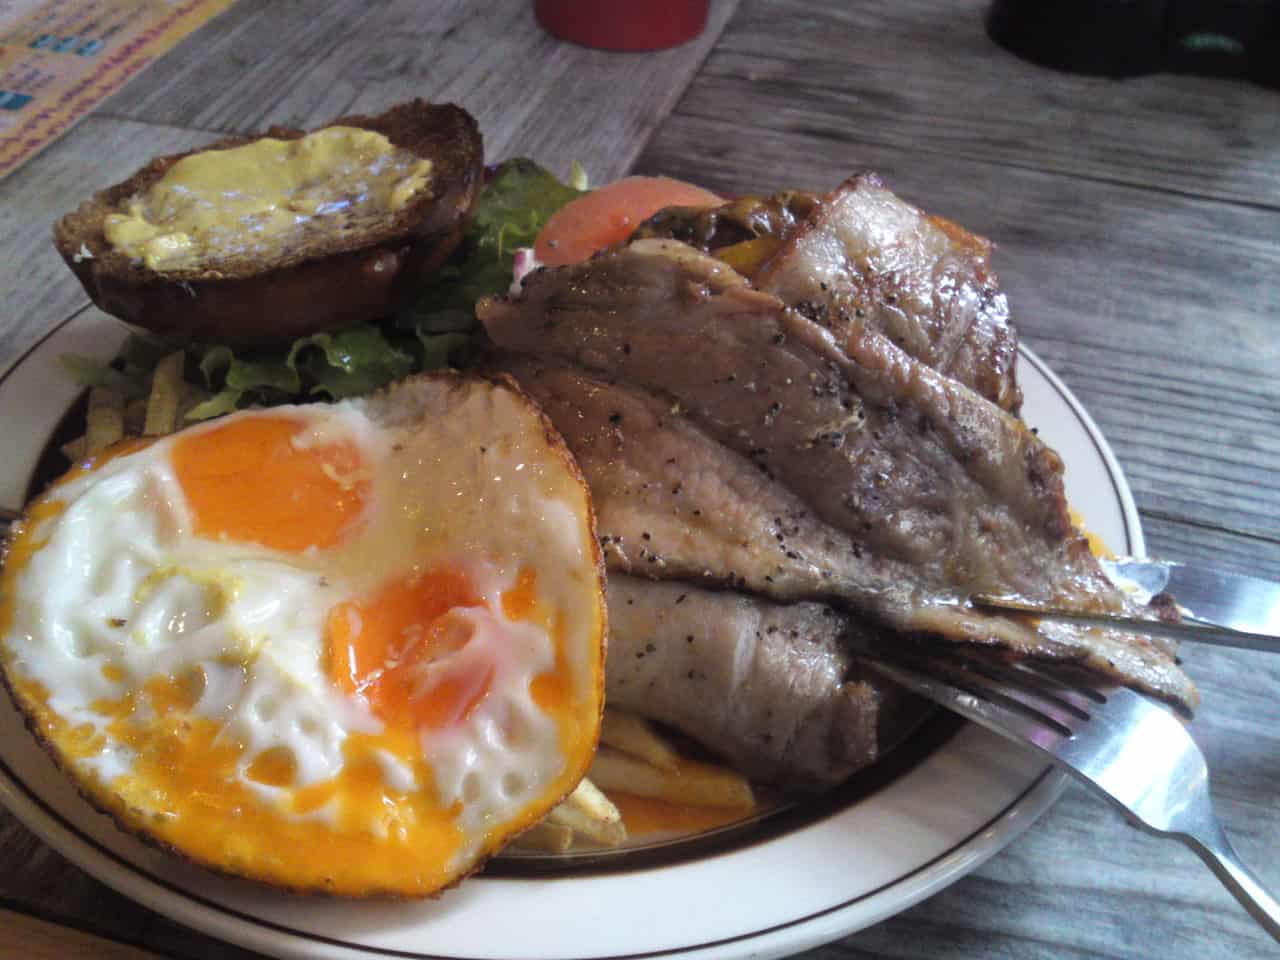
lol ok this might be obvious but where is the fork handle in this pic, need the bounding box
[1181,823,1280,942]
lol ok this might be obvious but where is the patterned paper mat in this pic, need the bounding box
[0,0,235,180]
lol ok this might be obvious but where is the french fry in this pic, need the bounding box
[600,709,680,771]
[544,777,626,847]
[508,821,574,854]
[60,436,88,461]
[85,388,125,454]
[588,747,755,810]
[143,350,185,436]
[123,397,147,435]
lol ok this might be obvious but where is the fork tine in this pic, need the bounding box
[867,658,1072,752]
[939,655,1094,731]
[879,642,1097,732]
[1000,659,1105,714]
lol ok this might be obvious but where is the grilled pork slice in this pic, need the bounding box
[501,356,919,783]
[755,174,1021,413]
[606,576,910,788]
[632,175,1020,413]
[479,240,1196,711]
[496,353,887,602]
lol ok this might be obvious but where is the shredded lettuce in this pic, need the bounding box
[59,333,178,399]
[182,326,417,419]
[567,160,590,192]
[184,386,244,422]
[60,159,587,424]
[59,354,150,399]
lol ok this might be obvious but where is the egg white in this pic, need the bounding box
[1,380,604,889]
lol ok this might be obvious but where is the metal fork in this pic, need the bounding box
[863,645,1280,941]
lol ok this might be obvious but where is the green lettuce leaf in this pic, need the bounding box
[287,326,415,399]
[198,345,301,395]
[403,158,587,327]
[185,387,244,421]
[417,331,473,370]
[474,157,586,259]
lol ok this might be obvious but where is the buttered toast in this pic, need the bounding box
[54,100,483,345]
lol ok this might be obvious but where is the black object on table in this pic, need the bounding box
[987,0,1280,88]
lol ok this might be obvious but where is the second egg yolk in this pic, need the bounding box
[326,570,496,733]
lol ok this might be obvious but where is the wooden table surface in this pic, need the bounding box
[1,2,1277,957]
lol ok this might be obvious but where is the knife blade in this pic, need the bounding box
[1102,557,1280,639]
[972,558,1280,654]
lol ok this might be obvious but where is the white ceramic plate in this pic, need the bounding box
[0,308,1143,960]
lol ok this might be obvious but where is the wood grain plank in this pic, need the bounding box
[677,0,1280,208]
[636,114,1280,541]
[1027,336,1280,543]
[96,0,384,132]
[1142,515,1280,581]
[99,0,742,185]
[0,818,269,960]
[0,117,220,368]
[0,908,164,960]
[141,915,270,960]
[0,820,161,947]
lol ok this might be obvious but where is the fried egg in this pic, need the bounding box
[0,372,605,896]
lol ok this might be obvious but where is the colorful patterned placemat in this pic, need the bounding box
[0,0,235,181]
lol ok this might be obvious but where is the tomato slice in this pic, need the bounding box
[534,175,723,267]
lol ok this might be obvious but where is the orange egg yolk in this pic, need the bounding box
[1068,506,1111,558]
[325,570,496,733]
[171,415,368,553]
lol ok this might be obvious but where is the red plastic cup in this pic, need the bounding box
[534,0,709,52]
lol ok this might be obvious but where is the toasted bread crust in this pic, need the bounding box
[53,100,484,345]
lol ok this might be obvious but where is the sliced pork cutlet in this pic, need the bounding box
[754,173,1022,414]
[497,355,918,785]
[495,352,894,603]
[606,575,911,789]
[479,240,1196,711]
